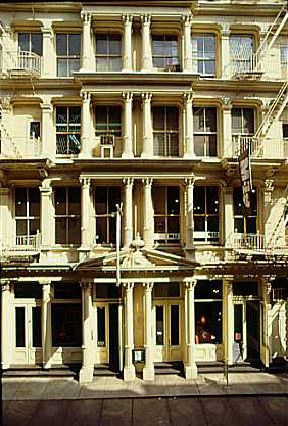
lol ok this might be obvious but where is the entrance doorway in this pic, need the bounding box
[153,302,181,362]
[109,304,119,372]
[13,303,42,365]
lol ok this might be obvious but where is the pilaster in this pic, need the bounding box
[223,186,234,248]
[182,14,192,73]
[142,282,154,381]
[41,280,52,368]
[79,281,94,383]
[41,102,55,157]
[141,15,152,71]
[122,92,134,158]
[80,91,92,157]
[222,100,233,157]
[80,177,92,255]
[221,26,231,79]
[123,178,134,247]
[141,92,153,158]
[41,26,55,77]
[1,281,12,369]
[80,12,94,72]
[183,91,195,158]
[123,282,136,381]
[142,178,154,248]
[223,279,234,365]
[184,279,198,379]
[123,14,133,71]
[40,180,54,249]
[185,177,195,250]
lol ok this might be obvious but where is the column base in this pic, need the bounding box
[78,152,90,159]
[1,362,10,370]
[183,152,196,159]
[122,152,134,159]
[79,366,94,384]
[143,364,154,381]
[184,363,198,380]
[43,360,52,369]
[123,365,136,381]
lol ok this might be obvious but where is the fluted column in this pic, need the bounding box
[142,178,154,248]
[122,92,134,158]
[141,14,152,71]
[185,177,195,250]
[141,93,153,158]
[1,281,12,369]
[143,282,154,381]
[81,13,94,72]
[184,91,194,158]
[183,14,192,73]
[123,14,133,71]
[223,279,234,365]
[42,26,55,77]
[41,102,54,157]
[123,178,134,247]
[222,100,233,157]
[123,282,136,381]
[79,281,94,383]
[80,177,91,252]
[80,91,91,157]
[184,279,197,379]
[42,280,52,368]
[40,180,54,249]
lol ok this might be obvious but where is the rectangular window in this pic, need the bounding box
[152,35,180,69]
[15,307,26,347]
[30,121,41,139]
[153,186,180,244]
[170,305,179,346]
[95,34,122,71]
[154,283,180,298]
[56,106,81,155]
[14,283,42,299]
[194,186,219,243]
[54,187,81,245]
[32,306,42,347]
[192,35,215,76]
[232,107,255,155]
[193,107,217,156]
[52,303,82,347]
[56,33,81,77]
[195,280,223,344]
[18,33,43,56]
[95,283,121,299]
[53,283,82,299]
[153,106,179,156]
[15,188,40,245]
[156,306,164,345]
[97,307,106,346]
[233,187,257,234]
[94,187,121,245]
[230,35,253,74]
[280,45,288,78]
[95,106,122,137]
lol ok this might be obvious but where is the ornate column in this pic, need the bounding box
[122,92,134,158]
[123,14,133,71]
[184,91,194,158]
[223,186,234,248]
[222,100,233,157]
[260,278,272,367]
[123,282,136,381]
[81,13,94,72]
[221,26,231,79]
[1,281,12,369]
[185,177,195,250]
[79,281,94,383]
[142,178,154,248]
[41,101,55,157]
[80,177,92,254]
[184,279,197,379]
[141,93,153,158]
[80,91,91,157]
[141,14,152,71]
[143,282,154,380]
[223,279,234,365]
[123,178,134,247]
[40,180,54,250]
[41,280,52,368]
[41,26,55,77]
[182,13,192,73]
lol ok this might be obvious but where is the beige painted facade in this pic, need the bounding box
[0,0,288,383]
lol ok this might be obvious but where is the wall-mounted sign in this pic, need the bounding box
[239,147,253,216]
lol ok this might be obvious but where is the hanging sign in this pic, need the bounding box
[239,145,253,216]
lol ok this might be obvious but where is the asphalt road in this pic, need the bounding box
[2,395,288,426]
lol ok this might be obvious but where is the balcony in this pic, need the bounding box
[230,52,262,80]
[1,232,41,260]
[1,50,42,78]
[232,135,260,157]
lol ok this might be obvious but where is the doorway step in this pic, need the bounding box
[93,364,119,377]
[1,364,79,378]
[197,361,262,374]
[154,362,183,376]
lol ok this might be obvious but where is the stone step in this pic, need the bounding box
[2,364,78,378]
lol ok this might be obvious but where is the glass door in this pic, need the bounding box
[154,302,181,362]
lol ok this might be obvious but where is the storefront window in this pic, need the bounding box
[52,304,82,347]
[195,280,222,344]
[53,283,82,299]
[154,282,180,298]
[95,283,121,299]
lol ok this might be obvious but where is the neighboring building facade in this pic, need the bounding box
[0,0,288,383]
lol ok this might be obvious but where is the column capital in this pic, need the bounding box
[123,92,133,102]
[40,179,52,195]
[41,26,53,38]
[184,278,197,289]
[1,281,11,292]
[81,281,92,291]
[123,281,134,290]
[221,24,230,37]
[182,12,192,26]
[142,177,153,187]
[183,91,193,103]
[40,103,53,113]
[185,175,196,188]
[141,92,152,102]
[81,11,92,24]
[81,91,91,102]
[80,177,91,188]
[143,281,154,291]
[123,177,134,186]
[123,14,133,24]
[141,14,151,24]
[221,97,233,110]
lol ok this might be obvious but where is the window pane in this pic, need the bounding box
[166,107,179,130]
[153,107,164,130]
[156,306,164,345]
[232,108,242,133]
[56,34,67,55]
[32,306,42,347]
[56,107,67,126]
[194,135,205,156]
[206,187,219,214]
[55,187,66,215]
[171,305,179,345]
[18,33,29,51]
[207,135,217,156]
[68,34,81,55]
[195,301,222,344]
[68,58,80,75]
[55,218,66,244]
[29,218,40,235]
[96,216,107,244]
[109,36,121,55]
[57,59,67,77]
[108,187,121,212]
[52,303,82,347]
[15,307,25,347]
[195,280,222,299]
[243,108,254,133]
[16,220,27,236]
[68,218,81,244]
[29,188,40,216]
[53,283,81,299]
[205,108,217,132]
[15,188,27,216]
[14,283,42,299]
[31,33,43,55]
[194,187,205,213]
[97,307,106,346]
[153,187,165,214]
[68,187,81,215]
[96,35,107,54]
[167,187,180,214]
[95,187,107,214]
[193,107,204,132]
[167,216,180,234]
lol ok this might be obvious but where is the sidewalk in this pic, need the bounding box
[2,371,288,400]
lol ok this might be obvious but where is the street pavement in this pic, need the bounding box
[2,372,288,425]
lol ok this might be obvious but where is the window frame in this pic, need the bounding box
[229,34,254,74]
[233,187,257,234]
[95,34,122,72]
[94,105,122,137]
[55,106,81,155]
[192,34,216,76]
[153,186,181,244]
[14,187,40,243]
[18,32,43,56]
[193,186,220,244]
[152,34,180,69]
[54,187,81,246]
[152,106,180,157]
[193,106,218,157]
[56,33,81,77]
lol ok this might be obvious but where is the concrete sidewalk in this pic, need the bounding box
[2,371,288,400]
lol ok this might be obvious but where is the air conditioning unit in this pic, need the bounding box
[100,134,114,146]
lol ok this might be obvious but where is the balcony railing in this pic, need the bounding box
[1,50,42,77]
[230,51,260,77]
[1,232,41,257]
[232,134,260,157]
[233,232,266,251]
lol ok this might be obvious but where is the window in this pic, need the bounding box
[283,123,288,139]
[52,304,82,347]
[153,106,179,156]
[54,187,81,245]
[154,283,180,298]
[56,33,81,77]
[195,280,222,344]
[56,106,81,155]
[193,107,217,156]
[233,187,257,234]
[280,45,288,78]
[18,33,42,55]
[230,35,253,74]
[53,283,82,299]
[94,187,121,245]
[30,121,41,139]
[95,283,121,299]
[192,35,215,76]
[232,107,255,155]
[193,186,219,243]
[152,35,180,69]
[14,283,42,299]
[95,106,122,137]
[15,188,40,244]
[95,34,122,71]
[153,186,180,244]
